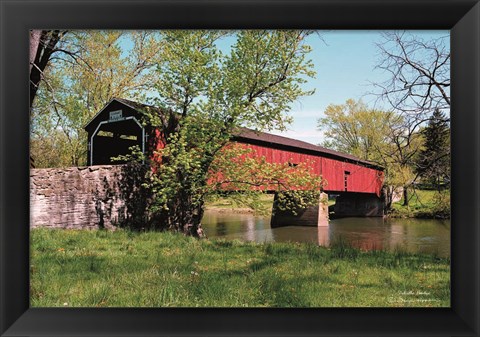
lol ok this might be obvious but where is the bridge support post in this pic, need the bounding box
[270,192,329,227]
[334,192,384,217]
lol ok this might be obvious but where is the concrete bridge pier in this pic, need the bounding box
[333,192,384,217]
[270,192,329,227]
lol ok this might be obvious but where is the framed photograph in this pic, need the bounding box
[1,0,479,336]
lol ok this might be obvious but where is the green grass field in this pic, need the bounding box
[391,189,450,218]
[30,228,450,308]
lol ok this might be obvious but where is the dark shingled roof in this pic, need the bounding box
[83,97,164,129]
[233,128,383,170]
[114,97,164,113]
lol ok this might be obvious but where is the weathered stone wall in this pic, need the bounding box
[30,165,127,229]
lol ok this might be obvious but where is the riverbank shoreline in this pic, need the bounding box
[205,206,261,214]
[388,212,450,220]
[390,189,450,220]
[205,189,451,220]
[205,205,451,220]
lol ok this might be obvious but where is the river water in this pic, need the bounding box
[201,210,451,257]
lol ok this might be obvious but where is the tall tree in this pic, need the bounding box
[30,31,161,167]
[372,31,451,206]
[318,99,393,162]
[139,30,320,236]
[415,108,450,188]
[29,30,68,109]
[317,98,424,210]
[382,113,424,207]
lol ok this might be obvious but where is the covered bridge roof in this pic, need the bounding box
[85,98,383,171]
[233,128,383,171]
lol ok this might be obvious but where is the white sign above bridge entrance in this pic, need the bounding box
[109,110,123,121]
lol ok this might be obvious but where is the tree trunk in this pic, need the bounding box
[30,30,65,109]
[381,186,393,212]
[158,193,205,237]
[29,30,42,73]
[402,186,409,206]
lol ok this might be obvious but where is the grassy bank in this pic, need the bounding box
[205,194,274,214]
[31,229,450,308]
[206,190,451,220]
[205,194,336,214]
[390,189,450,219]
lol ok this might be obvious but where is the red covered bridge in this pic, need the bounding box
[231,128,383,197]
[85,98,385,225]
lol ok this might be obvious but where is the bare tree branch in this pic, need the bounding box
[371,31,450,121]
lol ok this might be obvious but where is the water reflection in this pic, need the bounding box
[201,210,450,257]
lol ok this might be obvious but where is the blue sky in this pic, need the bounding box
[121,30,449,144]
[268,30,449,144]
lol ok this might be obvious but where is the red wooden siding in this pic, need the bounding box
[147,134,383,197]
[237,142,383,197]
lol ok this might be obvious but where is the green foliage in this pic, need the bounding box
[30,228,450,307]
[415,109,451,188]
[138,30,320,234]
[31,30,323,234]
[318,99,393,162]
[273,190,321,215]
[391,189,450,219]
[431,190,451,218]
[317,98,426,210]
[30,31,162,167]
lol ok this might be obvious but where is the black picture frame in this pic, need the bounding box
[1,0,479,336]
